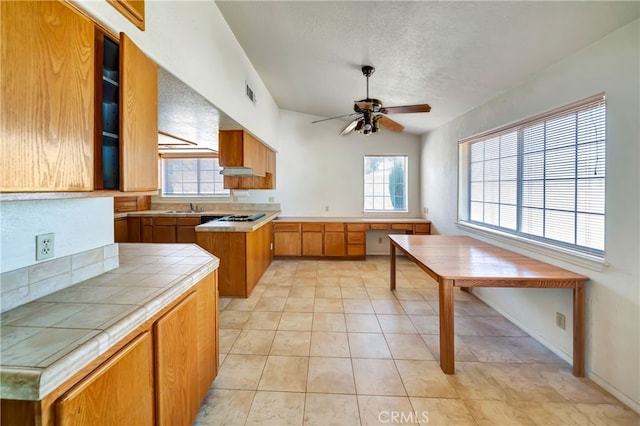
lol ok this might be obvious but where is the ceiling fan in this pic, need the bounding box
[312,65,431,135]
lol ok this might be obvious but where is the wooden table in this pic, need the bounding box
[389,235,588,376]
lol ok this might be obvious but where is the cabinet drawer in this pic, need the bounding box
[347,232,365,245]
[414,223,431,234]
[302,223,323,232]
[347,245,365,256]
[369,223,390,230]
[346,223,366,232]
[391,223,413,231]
[141,217,153,226]
[154,217,177,226]
[324,223,345,232]
[273,222,301,232]
[177,217,200,226]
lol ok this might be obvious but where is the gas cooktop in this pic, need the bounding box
[200,213,266,224]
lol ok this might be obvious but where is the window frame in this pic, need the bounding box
[161,156,230,197]
[458,93,606,261]
[363,154,409,213]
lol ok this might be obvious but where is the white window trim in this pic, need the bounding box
[456,220,608,272]
[457,93,606,264]
[363,154,409,213]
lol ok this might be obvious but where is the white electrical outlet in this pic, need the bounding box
[555,312,566,330]
[325,205,329,212]
[378,237,383,244]
[36,233,55,261]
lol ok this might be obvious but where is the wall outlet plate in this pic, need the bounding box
[555,312,566,330]
[36,233,55,261]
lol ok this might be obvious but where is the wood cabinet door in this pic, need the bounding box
[324,232,346,257]
[196,272,218,400]
[302,232,323,256]
[177,226,197,243]
[155,292,199,426]
[274,231,301,256]
[142,225,153,243]
[1,1,94,192]
[128,217,142,242]
[119,33,158,192]
[114,218,128,242]
[56,332,153,426]
[153,225,176,243]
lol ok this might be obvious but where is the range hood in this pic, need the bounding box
[219,167,255,176]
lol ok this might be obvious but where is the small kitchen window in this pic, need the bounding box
[162,158,230,196]
[364,155,408,212]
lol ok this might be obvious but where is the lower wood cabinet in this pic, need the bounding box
[302,223,323,256]
[155,292,199,426]
[1,271,219,426]
[56,332,154,426]
[274,220,431,259]
[273,223,301,257]
[177,217,200,243]
[114,217,128,242]
[196,224,272,297]
[324,224,346,257]
[153,217,177,243]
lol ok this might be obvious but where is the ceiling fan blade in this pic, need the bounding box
[382,104,431,114]
[377,116,404,132]
[312,112,359,124]
[340,118,360,135]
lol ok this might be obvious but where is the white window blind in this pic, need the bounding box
[463,95,606,256]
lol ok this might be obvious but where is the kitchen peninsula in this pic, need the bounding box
[196,211,279,298]
[1,244,220,426]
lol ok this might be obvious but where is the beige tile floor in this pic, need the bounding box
[194,257,639,426]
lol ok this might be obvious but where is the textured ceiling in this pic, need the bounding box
[216,1,639,135]
[158,67,240,151]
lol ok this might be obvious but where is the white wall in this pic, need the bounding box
[0,198,114,273]
[72,0,280,150]
[276,110,422,217]
[421,20,639,410]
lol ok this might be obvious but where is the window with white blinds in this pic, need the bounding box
[462,95,606,257]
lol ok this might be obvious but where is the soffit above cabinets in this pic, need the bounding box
[158,67,241,153]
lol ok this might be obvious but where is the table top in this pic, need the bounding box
[390,235,588,283]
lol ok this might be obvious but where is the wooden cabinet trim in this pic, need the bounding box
[324,223,345,232]
[302,223,323,232]
[107,0,145,31]
[273,223,301,232]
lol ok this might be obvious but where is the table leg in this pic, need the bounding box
[439,278,455,374]
[390,241,396,290]
[573,281,586,377]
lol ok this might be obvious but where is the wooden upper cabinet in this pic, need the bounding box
[219,130,266,176]
[119,33,158,192]
[108,0,145,31]
[220,130,277,190]
[0,1,95,192]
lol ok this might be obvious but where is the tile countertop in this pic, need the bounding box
[0,243,219,401]
[273,216,431,223]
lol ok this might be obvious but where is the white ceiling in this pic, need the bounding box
[216,1,639,135]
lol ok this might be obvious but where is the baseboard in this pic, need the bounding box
[469,289,640,415]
